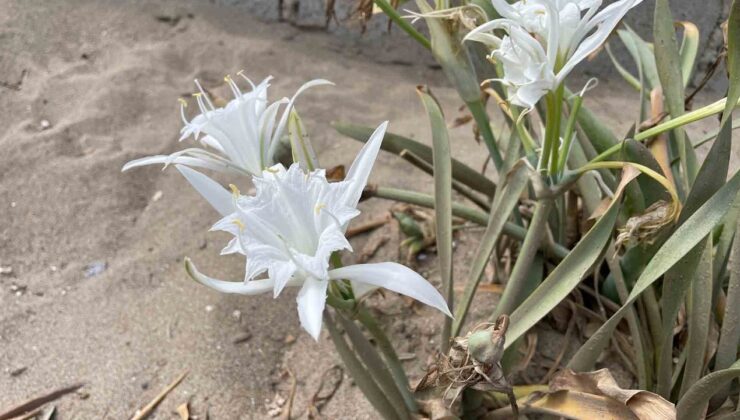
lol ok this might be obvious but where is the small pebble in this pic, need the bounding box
[0,266,12,275]
[10,202,16,208]
[232,309,241,320]
[39,119,51,130]
[151,190,163,202]
[84,261,107,278]
[283,334,296,344]
[10,367,27,377]
[205,305,214,312]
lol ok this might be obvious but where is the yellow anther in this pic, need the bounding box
[237,69,246,77]
[314,203,326,215]
[178,98,188,107]
[266,167,280,173]
[232,219,245,231]
[192,92,202,97]
[229,184,241,198]
[224,74,232,83]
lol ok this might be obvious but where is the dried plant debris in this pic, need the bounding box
[510,369,676,419]
[616,200,677,249]
[415,316,517,416]
[308,365,344,419]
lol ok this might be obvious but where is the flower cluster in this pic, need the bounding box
[125,74,451,340]
[465,0,643,109]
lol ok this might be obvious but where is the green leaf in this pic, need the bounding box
[678,239,713,398]
[324,312,401,420]
[336,313,410,419]
[368,186,570,259]
[723,0,740,124]
[492,197,553,320]
[453,163,529,336]
[713,207,740,406]
[656,114,735,396]
[653,0,695,185]
[373,0,430,50]
[505,168,641,348]
[415,0,504,170]
[621,139,670,206]
[417,86,454,352]
[332,122,496,196]
[619,27,661,91]
[569,170,740,372]
[676,360,740,420]
[571,97,619,154]
[605,43,643,92]
[677,22,700,88]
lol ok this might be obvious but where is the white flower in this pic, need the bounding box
[122,74,332,176]
[182,122,452,340]
[465,0,643,108]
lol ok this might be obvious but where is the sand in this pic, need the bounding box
[0,0,726,418]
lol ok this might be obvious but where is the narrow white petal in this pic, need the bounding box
[267,79,334,160]
[329,263,452,317]
[175,165,234,216]
[122,154,233,173]
[296,277,329,340]
[184,257,273,295]
[344,121,388,208]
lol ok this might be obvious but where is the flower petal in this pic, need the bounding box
[343,121,388,208]
[296,277,329,340]
[175,165,234,216]
[329,262,452,317]
[184,257,274,295]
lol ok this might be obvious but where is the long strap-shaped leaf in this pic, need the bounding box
[654,0,695,185]
[569,170,740,371]
[453,162,529,336]
[678,239,713,398]
[417,86,454,353]
[336,313,410,419]
[332,122,496,196]
[504,168,640,347]
[676,360,740,420]
[324,312,401,420]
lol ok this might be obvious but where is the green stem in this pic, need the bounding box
[491,198,554,319]
[374,0,431,50]
[368,186,570,259]
[467,99,504,172]
[547,85,565,175]
[557,95,584,175]
[591,96,739,163]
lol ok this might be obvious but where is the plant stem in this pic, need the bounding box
[374,0,431,50]
[557,94,584,175]
[591,96,740,163]
[491,198,554,319]
[548,85,565,175]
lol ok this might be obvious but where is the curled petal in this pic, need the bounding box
[184,257,274,295]
[329,262,452,317]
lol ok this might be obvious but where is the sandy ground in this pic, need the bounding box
[0,0,726,418]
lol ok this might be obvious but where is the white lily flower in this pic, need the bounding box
[465,0,643,108]
[182,122,452,340]
[122,74,332,176]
